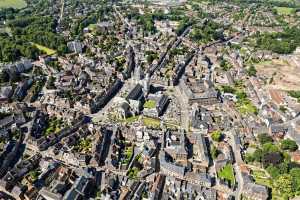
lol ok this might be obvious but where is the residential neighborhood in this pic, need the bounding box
[0,0,300,199]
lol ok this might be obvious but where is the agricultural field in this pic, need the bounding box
[0,0,27,9]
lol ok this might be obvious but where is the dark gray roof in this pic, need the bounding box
[127,84,143,100]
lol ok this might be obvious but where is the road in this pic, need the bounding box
[148,26,192,76]
[174,86,190,131]
[233,163,243,200]
[89,79,132,123]
[58,0,65,25]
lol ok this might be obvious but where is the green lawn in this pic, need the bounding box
[237,101,258,115]
[144,100,156,109]
[275,7,296,15]
[142,117,161,128]
[122,146,133,165]
[33,43,56,55]
[124,115,139,123]
[252,170,272,188]
[88,24,98,30]
[44,118,64,136]
[0,0,27,9]
[217,164,235,186]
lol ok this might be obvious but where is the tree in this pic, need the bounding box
[258,133,273,145]
[221,85,236,94]
[281,139,298,152]
[245,153,255,163]
[262,152,283,167]
[211,145,219,159]
[266,165,280,178]
[253,149,263,162]
[290,168,300,193]
[247,65,257,76]
[211,130,222,142]
[274,174,294,198]
[262,142,280,154]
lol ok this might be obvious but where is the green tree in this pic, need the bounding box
[258,133,273,145]
[245,153,255,163]
[211,145,219,159]
[281,139,298,152]
[211,130,222,142]
[253,149,263,162]
[274,174,294,198]
[290,168,300,193]
[266,165,280,178]
[262,142,279,154]
[247,65,257,77]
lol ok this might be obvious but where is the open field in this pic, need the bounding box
[33,43,56,55]
[0,0,27,9]
[217,164,235,186]
[275,7,296,15]
[142,117,161,128]
[255,56,300,91]
[144,100,156,109]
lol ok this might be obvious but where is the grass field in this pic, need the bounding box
[144,100,156,109]
[275,7,296,15]
[0,0,27,9]
[217,164,235,186]
[237,101,258,115]
[33,43,56,55]
[142,117,161,128]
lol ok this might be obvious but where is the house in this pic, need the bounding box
[178,76,220,106]
[189,133,210,172]
[63,174,92,200]
[156,94,169,116]
[13,79,33,101]
[190,105,213,132]
[67,41,83,54]
[117,101,132,119]
[96,21,114,33]
[269,124,288,137]
[149,174,165,200]
[122,45,135,80]
[0,113,26,129]
[2,58,32,81]
[0,86,13,102]
[164,131,188,163]
[291,150,300,164]
[242,183,268,200]
[159,151,186,179]
[91,78,123,113]
[269,89,285,106]
[126,84,145,114]
[143,94,170,118]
